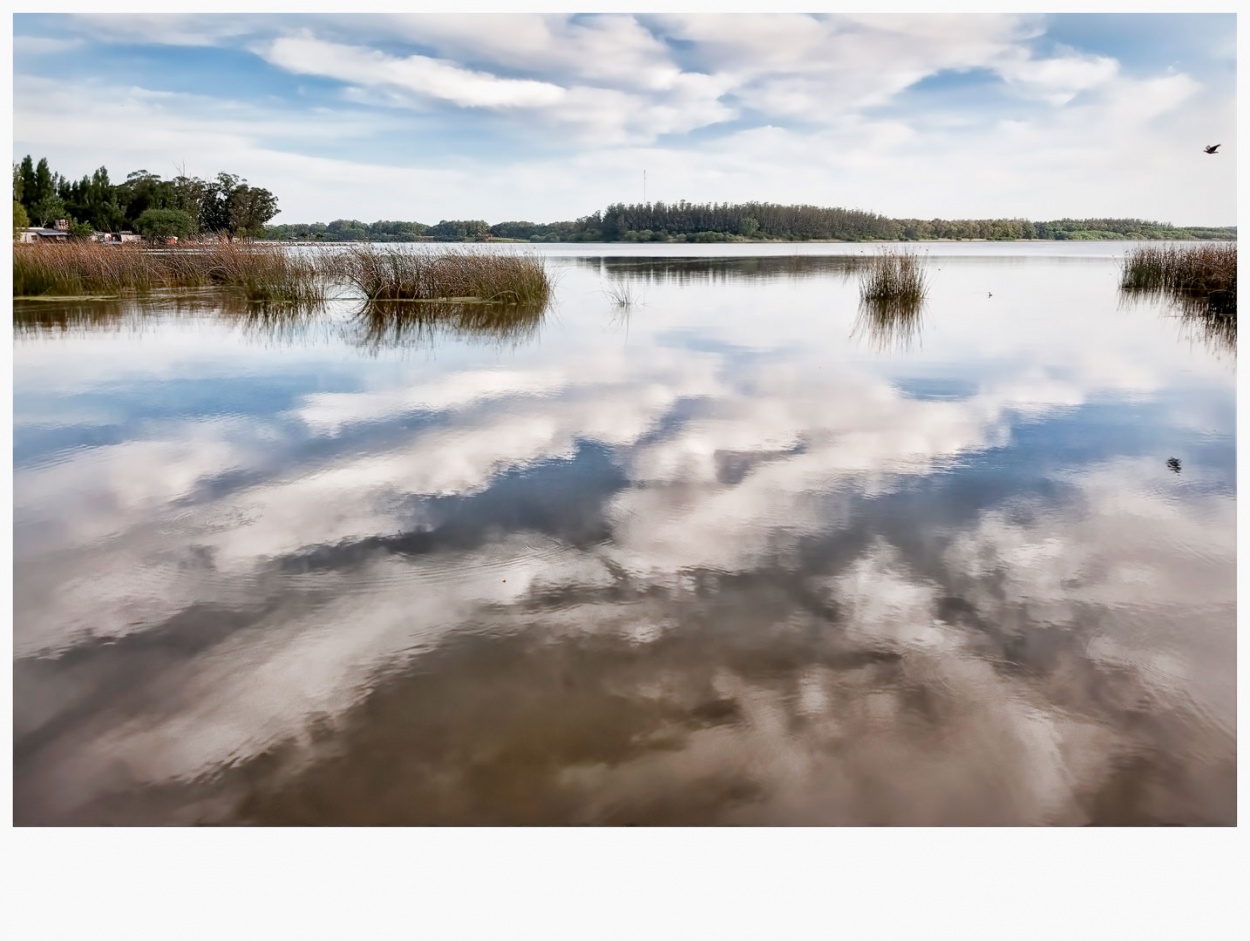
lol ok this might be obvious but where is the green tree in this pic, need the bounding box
[32,157,56,206]
[430,219,490,241]
[13,199,29,238]
[134,208,196,240]
[18,155,37,212]
[169,174,208,222]
[118,170,176,225]
[29,194,67,227]
[66,218,95,240]
[200,172,279,238]
[63,166,126,232]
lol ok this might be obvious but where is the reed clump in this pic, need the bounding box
[604,280,636,308]
[342,245,551,305]
[858,248,929,307]
[1120,243,1236,315]
[198,241,328,305]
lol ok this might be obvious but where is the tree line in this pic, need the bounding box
[264,200,1235,243]
[13,155,279,240]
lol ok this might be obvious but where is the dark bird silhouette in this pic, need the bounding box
[1204,144,1221,154]
[1167,457,1181,474]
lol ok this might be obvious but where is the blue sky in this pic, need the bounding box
[11,10,1237,225]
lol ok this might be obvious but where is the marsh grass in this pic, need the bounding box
[1120,243,1236,316]
[342,245,551,305]
[1120,243,1237,294]
[13,241,327,304]
[858,248,929,307]
[13,242,551,312]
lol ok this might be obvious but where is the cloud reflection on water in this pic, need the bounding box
[11,250,1236,825]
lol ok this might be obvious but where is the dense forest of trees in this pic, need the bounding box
[263,201,1235,244]
[13,155,279,239]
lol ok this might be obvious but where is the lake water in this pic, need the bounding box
[12,242,1236,825]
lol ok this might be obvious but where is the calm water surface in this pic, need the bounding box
[12,243,1235,825]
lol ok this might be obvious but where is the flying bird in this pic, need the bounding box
[1167,457,1182,474]
[1204,144,1221,154]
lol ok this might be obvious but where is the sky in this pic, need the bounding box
[10,10,1239,227]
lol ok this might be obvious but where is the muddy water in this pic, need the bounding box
[12,243,1235,825]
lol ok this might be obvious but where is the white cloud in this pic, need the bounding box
[359,13,686,93]
[264,34,568,109]
[13,10,1236,224]
[994,47,1119,105]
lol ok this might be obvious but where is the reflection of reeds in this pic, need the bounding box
[1119,243,1236,355]
[852,295,926,352]
[580,255,869,286]
[352,299,546,353]
[858,249,929,306]
[1120,243,1236,316]
[14,291,329,346]
[1165,296,1237,357]
[342,246,551,305]
[13,298,134,336]
[14,290,548,353]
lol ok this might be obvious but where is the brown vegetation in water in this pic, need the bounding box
[12,241,327,303]
[341,245,551,305]
[858,248,929,307]
[1120,242,1236,316]
[12,242,552,309]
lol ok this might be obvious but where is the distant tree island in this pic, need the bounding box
[12,156,1232,243]
[263,203,1234,244]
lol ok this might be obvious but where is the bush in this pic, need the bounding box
[135,208,197,240]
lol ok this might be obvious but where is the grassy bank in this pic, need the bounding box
[12,242,552,308]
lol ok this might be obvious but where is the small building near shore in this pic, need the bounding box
[16,227,69,243]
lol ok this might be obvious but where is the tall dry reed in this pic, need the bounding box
[13,241,329,303]
[1120,243,1236,315]
[859,248,929,306]
[342,245,551,305]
